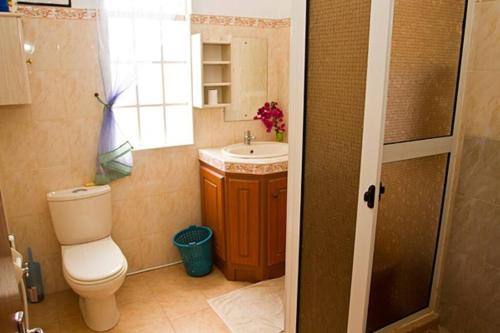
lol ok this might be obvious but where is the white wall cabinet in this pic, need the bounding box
[191,34,232,109]
[0,13,31,106]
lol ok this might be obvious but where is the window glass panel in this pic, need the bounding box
[139,106,165,147]
[111,63,137,107]
[105,0,192,149]
[135,18,161,61]
[137,64,163,105]
[114,107,140,146]
[133,0,162,11]
[162,21,189,61]
[161,0,186,15]
[108,18,134,62]
[164,63,190,104]
[104,0,133,12]
[165,105,192,146]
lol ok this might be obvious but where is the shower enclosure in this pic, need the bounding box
[355,1,468,331]
[297,0,469,331]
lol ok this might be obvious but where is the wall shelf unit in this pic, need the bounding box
[191,34,232,109]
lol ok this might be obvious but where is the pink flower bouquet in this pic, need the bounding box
[254,102,286,141]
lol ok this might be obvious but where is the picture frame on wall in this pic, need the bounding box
[18,0,71,7]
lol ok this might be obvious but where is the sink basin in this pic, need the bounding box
[222,142,288,159]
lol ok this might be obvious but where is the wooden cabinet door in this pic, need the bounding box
[200,166,226,260]
[267,177,287,266]
[0,15,31,105]
[227,178,260,266]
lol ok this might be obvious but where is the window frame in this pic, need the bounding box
[108,7,194,151]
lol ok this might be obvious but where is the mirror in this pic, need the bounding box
[225,37,268,121]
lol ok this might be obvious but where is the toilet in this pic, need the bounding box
[47,185,127,331]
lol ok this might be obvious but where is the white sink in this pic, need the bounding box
[222,142,288,159]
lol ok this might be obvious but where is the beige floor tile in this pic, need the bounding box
[191,269,251,299]
[113,299,168,331]
[116,273,154,305]
[33,322,60,333]
[58,315,96,333]
[144,265,195,294]
[114,317,175,333]
[31,264,252,333]
[170,308,231,333]
[29,295,59,327]
[157,287,210,320]
[53,289,80,320]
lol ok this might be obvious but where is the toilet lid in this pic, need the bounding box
[62,237,126,282]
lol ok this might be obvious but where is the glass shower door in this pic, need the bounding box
[366,0,467,331]
[346,1,469,332]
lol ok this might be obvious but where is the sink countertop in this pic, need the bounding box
[199,147,288,175]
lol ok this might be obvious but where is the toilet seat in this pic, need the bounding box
[62,237,127,283]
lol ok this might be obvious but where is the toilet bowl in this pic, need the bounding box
[47,185,128,331]
[62,237,127,331]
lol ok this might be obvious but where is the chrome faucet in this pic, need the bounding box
[243,130,256,145]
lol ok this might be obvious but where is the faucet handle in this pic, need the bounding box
[244,130,255,138]
[243,130,255,144]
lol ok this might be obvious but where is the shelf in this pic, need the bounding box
[202,103,231,108]
[203,40,231,45]
[203,61,231,65]
[203,82,231,87]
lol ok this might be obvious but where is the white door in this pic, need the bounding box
[347,0,469,332]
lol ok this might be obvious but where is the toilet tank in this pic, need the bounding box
[47,185,112,245]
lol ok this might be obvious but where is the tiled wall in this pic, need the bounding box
[439,0,500,331]
[0,14,289,293]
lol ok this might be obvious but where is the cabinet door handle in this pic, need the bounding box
[272,191,279,198]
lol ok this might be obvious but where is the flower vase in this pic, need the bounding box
[275,132,284,142]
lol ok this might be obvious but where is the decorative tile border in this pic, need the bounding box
[15,6,291,28]
[16,5,96,20]
[191,14,290,28]
[199,150,288,175]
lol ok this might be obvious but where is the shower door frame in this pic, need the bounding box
[346,1,474,332]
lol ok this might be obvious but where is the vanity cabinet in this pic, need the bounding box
[0,13,31,105]
[267,177,287,266]
[200,162,287,282]
[200,166,226,261]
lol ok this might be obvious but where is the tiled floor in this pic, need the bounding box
[29,264,250,333]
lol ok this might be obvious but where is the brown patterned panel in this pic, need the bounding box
[384,0,466,143]
[299,0,371,331]
[367,154,448,332]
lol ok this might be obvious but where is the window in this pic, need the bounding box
[105,0,193,149]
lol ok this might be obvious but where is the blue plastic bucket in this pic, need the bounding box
[173,225,213,277]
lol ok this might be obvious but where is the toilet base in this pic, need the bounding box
[79,295,120,331]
